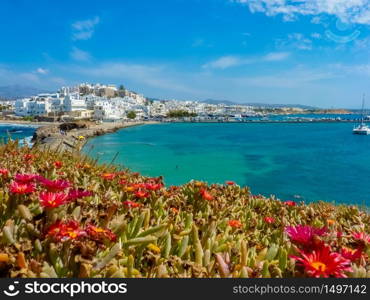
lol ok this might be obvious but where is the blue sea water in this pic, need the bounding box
[83,122,370,206]
[0,124,37,146]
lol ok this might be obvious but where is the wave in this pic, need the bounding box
[19,136,34,147]
[0,123,40,129]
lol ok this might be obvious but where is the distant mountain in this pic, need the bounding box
[202,99,318,109]
[202,99,240,105]
[245,103,318,109]
[0,85,51,99]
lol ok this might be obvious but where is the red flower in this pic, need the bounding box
[264,217,275,224]
[171,207,179,214]
[291,245,352,278]
[39,192,69,208]
[169,186,179,192]
[54,161,63,169]
[23,154,35,161]
[39,177,70,192]
[145,182,163,191]
[284,200,296,206]
[101,173,116,180]
[0,168,9,177]
[135,190,149,199]
[285,225,327,247]
[14,173,39,183]
[200,188,214,201]
[341,247,363,261]
[85,224,116,242]
[228,220,242,228]
[46,220,85,241]
[225,181,235,185]
[352,232,370,244]
[118,179,127,185]
[123,200,142,208]
[68,189,93,201]
[9,181,35,194]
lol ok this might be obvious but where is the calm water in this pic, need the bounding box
[84,122,370,205]
[0,124,37,146]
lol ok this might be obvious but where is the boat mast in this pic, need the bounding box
[361,94,365,125]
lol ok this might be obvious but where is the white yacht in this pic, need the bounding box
[353,95,370,135]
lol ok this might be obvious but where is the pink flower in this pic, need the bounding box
[14,173,39,183]
[9,181,35,194]
[225,181,235,185]
[284,200,296,206]
[68,189,93,201]
[39,177,71,192]
[341,247,363,261]
[291,245,352,278]
[352,232,370,244]
[39,192,69,208]
[285,225,327,247]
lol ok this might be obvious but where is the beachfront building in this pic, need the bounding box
[93,100,124,121]
[14,93,62,116]
[63,93,87,112]
[11,82,271,120]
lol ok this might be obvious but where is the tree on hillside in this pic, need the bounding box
[167,110,197,118]
[127,111,137,120]
[119,85,126,91]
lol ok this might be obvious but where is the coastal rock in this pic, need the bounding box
[32,121,150,152]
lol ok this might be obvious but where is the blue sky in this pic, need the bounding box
[1,0,370,107]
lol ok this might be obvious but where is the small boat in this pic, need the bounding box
[353,123,370,135]
[353,94,370,135]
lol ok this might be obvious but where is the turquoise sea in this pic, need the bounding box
[84,122,370,206]
[0,124,37,146]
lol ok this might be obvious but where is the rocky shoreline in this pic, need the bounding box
[31,121,157,152]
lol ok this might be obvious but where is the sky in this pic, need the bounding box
[1,0,370,108]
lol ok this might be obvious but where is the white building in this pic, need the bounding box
[15,97,52,116]
[64,94,87,112]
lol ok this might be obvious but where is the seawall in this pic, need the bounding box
[31,121,157,152]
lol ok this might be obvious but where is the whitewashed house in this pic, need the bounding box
[64,94,87,112]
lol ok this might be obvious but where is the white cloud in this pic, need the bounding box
[203,52,290,69]
[72,16,100,40]
[276,33,313,50]
[71,62,202,94]
[234,68,336,88]
[0,65,68,89]
[35,67,48,74]
[203,56,246,69]
[263,51,290,61]
[311,32,322,39]
[192,38,205,47]
[233,0,370,25]
[70,47,91,62]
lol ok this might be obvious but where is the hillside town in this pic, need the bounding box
[0,83,310,122]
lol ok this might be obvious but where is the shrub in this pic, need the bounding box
[0,141,369,278]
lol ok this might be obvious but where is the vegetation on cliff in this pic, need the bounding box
[0,142,369,278]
